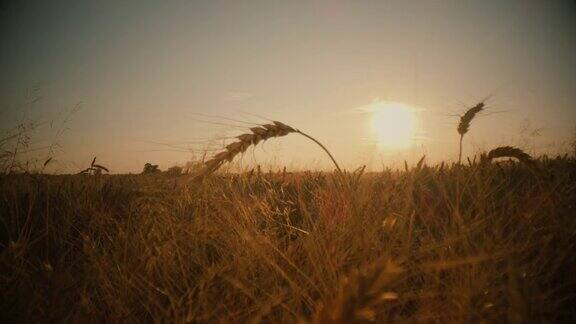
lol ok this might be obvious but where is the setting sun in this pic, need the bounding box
[371,101,419,149]
[2,1,576,322]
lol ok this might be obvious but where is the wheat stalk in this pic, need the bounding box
[193,121,341,180]
[457,102,484,164]
[481,146,536,167]
[78,156,109,175]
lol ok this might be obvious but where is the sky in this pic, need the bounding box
[1,0,575,173]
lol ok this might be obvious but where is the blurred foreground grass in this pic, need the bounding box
[1,157,576,323]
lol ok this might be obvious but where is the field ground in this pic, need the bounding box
[1,157,576,322]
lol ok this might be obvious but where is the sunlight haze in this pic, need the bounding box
[1,0,575,173]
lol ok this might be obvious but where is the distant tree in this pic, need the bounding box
[142,163,160,174]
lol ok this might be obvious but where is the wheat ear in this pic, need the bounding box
[193,121,341,180]
[78,156,109,174]
[457,102,484,164]
[481,146,536,167]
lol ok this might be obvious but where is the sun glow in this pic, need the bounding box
[371,101,419,149]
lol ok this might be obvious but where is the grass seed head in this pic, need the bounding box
[481,146,536,168]
[194,121,299,180]
[458,102,484,135]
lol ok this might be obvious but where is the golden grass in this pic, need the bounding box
[311,259,403,323]
[1,155,576,322]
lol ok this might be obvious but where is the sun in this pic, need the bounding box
[371,101,419,149]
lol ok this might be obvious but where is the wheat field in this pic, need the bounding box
[2,1,575,322]
[1,154,575,322]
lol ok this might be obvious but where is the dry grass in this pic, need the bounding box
[311,259,403,323]
[1,154,576,323]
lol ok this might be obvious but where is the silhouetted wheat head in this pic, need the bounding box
[481,146,536,168]
[78,156,109,175]
[457,103,484,136]
[193,121,341,180]
[458,102,484,163]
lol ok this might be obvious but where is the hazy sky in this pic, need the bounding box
[1,0,575,173]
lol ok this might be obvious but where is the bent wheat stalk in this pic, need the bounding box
[193,121,341,180]
[481,146,536,168]
[78,156,109,175]
[457,102,484,164]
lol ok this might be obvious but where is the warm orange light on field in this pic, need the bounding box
[371,101,419,149]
